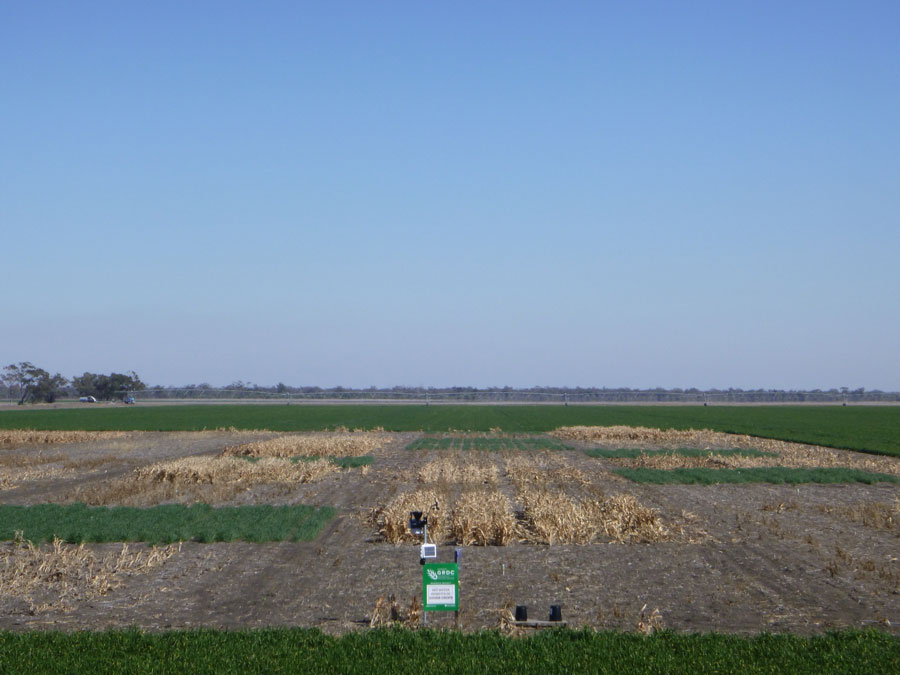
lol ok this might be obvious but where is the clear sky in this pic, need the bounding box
[2,1,898,390]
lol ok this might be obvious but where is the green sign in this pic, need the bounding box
[422,562,459,611]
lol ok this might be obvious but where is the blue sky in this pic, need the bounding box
[2,1,898,389]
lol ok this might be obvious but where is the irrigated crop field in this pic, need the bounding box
[1,407,899,648]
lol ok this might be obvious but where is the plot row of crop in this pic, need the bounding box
[0,504,337,544]
[614,467,900,485]
[2,404,899,456]
[584,447,777,459]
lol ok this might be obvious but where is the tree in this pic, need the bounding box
[72,371,145,401]
[2,362,69,404]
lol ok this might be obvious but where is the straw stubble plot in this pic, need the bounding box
[137,456,338,485]
[222,431,390,458]
[416,454,500,485]
[0,430,129,446]
[0,533,178,614]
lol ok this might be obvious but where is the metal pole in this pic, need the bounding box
[454,548,461,629]
[422,523,428,626]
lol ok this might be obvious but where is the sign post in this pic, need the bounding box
[422,562,459,612]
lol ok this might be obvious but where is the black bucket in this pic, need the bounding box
[514,605,528,622]
[549,605,562,622]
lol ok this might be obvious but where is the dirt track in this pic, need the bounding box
[1,431,899,634]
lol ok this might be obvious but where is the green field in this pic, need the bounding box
[0,628,897,674]
[0,504,336,544]
[1,404,899,456]
[241,455,374,468]
[614,467,900,485]
[585,448,777,459]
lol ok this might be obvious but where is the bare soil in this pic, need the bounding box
[1,431,898,635]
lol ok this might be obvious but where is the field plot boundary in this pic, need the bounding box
[237,455,375,468]
[0,504,337,544]
[0,628,898,674]
[406,436,574,452]
[615,467,900,485]
[585,448,777,459]
[0,404,898,457]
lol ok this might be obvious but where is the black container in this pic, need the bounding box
[549,605,562,622]
[514,605,528,622]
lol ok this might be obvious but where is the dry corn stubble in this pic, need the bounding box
[374,489,446,544]
[0,451,67,468]
[369,594,422,629]
[552,426,723,446]
[450,490,517,546]
[554,426,900,476]
[516,488,597,545]
[418,454,500,485]
[614,446,900,475]
[69,476,256,507]
[503,453,593,491]
[618,452,772,470]
[496,601,523,635]
[818,500,900,531]
[0,430,129,446]
[0,465,72,487]
[0,452,123,488]
[376,489,515,546]
[516,488,670,545]
[0,533,178,614]
[137,457,337,484]
[222,431,390,458]
[636,605,664,635]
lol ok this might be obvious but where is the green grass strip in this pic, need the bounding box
[406,436,574,451]
[585,448,777,459]
[0,504,336,544]
[327,455,374,468]
[614,467,900,485]
[0,628,898,674]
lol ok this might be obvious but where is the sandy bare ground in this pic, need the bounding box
[1,431,898,635]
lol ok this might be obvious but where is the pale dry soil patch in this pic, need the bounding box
[0,430,897,635]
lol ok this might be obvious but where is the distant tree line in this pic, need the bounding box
[1,362,145,404]
[129,384,899,403]
[2,364,896,404]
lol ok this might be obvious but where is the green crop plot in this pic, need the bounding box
[0,504,336,545]
[0,628,897,674]
[614,467,900,485]
[1,404,899,456]
[406,436,574,451]
[585,448,778,459]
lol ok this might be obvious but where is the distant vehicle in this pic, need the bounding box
[79,396,97,403]
[123,395,135,404]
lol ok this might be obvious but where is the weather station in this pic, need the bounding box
[408,503,460,626]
